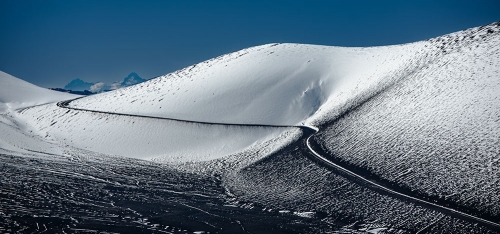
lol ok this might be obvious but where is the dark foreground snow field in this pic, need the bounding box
[0,139,497,233]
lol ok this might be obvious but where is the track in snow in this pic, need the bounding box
[56,98,500,231]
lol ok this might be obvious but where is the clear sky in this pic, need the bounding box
[1,0,499,88]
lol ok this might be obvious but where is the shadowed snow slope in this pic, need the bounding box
[0,71,79,113]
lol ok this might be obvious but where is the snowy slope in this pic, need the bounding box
[69,24,500,127]
[0,71,79,113]
[16,103,295,162]
[0,113,68,156]
[0,72,79,155]
[0,66,295,163]
[12,22,500,165]
[68,41,436,126]
[3,22,500,233]
[312,22,500,218]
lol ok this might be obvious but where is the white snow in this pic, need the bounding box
[0,113,66,156]
[0,71,79,113]
[5,22,500,165]
[312,22,500,215]
[67,42,434,126]
[1,22,499,233]
[0,71,80,156]
[16,103,293,162]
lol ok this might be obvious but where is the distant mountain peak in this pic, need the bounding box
[64,78,94,91]
[121,72,146,87]
[61,72,147,94]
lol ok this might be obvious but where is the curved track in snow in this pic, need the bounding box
[56,98,500,230]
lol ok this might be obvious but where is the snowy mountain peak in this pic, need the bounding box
[62,72,147,93]
[64,78,94,91]
[121,72,146,87]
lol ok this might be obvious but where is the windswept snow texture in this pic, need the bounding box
[313,22,500,219]
[0,71,78,113]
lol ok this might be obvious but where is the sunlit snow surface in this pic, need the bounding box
[17,104,293,162]
[67,41,432,126]
[0,71,79,154]
[2,22,500,233]
[0,71,78,113]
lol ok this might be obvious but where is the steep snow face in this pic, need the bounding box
[0,71,79,113]
[68,42,435,125]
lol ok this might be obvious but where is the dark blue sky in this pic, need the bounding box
[1,0,499,88]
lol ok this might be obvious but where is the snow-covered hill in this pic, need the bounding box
[3,22,500,232]
[14,22,500,164]
[67,41,436,125]
[1,72,295,163]
[0,71,79,113]
[69,23,498,127]
[0,71,79,155]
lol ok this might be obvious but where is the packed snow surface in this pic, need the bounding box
[0,71,78,113]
